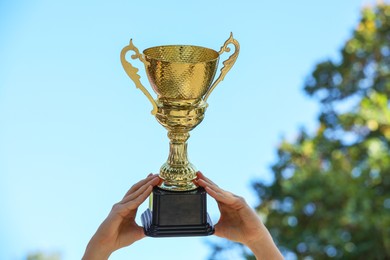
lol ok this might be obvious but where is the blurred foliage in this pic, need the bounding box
[26,252,61,260]
[210,3,390,260]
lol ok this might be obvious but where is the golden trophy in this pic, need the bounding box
[120,33,239,237]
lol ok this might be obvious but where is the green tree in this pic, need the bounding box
[211,3,390,259]
[26,252,61,260]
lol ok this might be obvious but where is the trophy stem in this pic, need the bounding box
[167,132,189,166]
[159,131,197,191]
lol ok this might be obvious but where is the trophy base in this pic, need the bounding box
[141,187,214,237]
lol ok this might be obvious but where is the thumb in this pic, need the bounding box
[213,222,225,238]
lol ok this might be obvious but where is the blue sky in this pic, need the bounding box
[0,0,367,259]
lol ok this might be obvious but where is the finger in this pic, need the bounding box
[195,176,219,192]
[123,174,159,199]
[197,178,222,194]
[204,185,233,205]
[196,172,218,186]
[122,185,154,211]
[122,176,159,203]
[196,175,242,207]
[202,181,244,209]
[213,222,224,238]
[122,176,159,204]
[111,184,154,220]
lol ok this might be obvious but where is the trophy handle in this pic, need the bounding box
[203,33,240,102]
[120,39,158,115]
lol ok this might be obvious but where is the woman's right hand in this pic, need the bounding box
[195,172,283,260]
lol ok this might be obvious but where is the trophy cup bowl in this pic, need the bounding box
[144,45,219,99]
[120,33,239,237]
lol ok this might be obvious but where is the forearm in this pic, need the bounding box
[82,240,113,260]
[248,241,283,259]
[246,225,283,260]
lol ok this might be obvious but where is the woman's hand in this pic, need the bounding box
[83,174,160,260]
[196,172,283,260]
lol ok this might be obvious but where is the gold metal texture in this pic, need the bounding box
[204,33,240,102]
[120,40,158,115]
[143,45,219,100]
[121,33,239,191]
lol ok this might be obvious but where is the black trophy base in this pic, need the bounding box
[141,186,214,237]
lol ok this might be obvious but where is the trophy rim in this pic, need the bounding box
[143,44,219,64]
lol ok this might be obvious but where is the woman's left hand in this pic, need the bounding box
[83,174,160,260]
